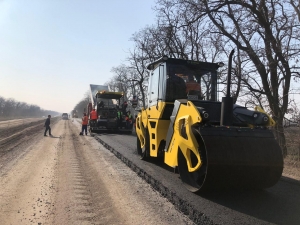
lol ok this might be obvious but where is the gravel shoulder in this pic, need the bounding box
[0,119,195,225]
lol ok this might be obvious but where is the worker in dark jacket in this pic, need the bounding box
[44,115,52,136]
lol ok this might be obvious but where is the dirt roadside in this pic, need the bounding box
[282,157,300,181]
[282,127,300,181]
[0,119,195,225]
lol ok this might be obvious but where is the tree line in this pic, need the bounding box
[0,96,60,119]
[73,0,300,156]
[72,91,90,118]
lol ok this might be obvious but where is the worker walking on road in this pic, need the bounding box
[81,113,88,135]
[44,115,52,136]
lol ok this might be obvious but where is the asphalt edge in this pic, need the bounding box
[94,135,217,225]
[280,176,300,186]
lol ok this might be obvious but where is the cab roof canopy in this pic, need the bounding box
[90,84,109,106]
[95,90,124,99]
[146,56,221,73]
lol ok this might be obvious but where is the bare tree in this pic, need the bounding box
[0,96,5,116]
[290,0,300,22]
[155,0,300,156]
[128,15,228,107]
[127,48,151,109]
[109,65,131,102]
[73,91,90,117]
[2,98,16,117]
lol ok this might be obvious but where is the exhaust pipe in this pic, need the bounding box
[220,49,235,126]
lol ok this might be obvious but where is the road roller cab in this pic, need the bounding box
[135,54,283,193]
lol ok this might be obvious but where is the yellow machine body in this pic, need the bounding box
[136,57,283,192]
[136,102,170,157]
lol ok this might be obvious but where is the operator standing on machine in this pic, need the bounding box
[90,108,97,119]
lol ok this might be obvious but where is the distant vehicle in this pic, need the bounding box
[62,113,68,120]
[87,84,133,134]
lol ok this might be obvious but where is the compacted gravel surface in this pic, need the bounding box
[1,118,300,225]
[0,119,195,225]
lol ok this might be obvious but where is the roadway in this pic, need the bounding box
[95,130,300,225]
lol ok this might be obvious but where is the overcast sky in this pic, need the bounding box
[0,0,156,113]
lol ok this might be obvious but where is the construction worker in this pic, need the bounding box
[126,111,133,129]
[90,108,98,127]
[117,109,123,128]
[44,115,52,136]
[186,75,202,99]
[81,113,88,135]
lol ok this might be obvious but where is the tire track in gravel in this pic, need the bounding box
[0,119,195,225]
[0,121,60,225]
[53,119,125,225]
[63,119,195,225]
[0,117,60,175]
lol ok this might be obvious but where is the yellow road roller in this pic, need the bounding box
[135,51,283,192]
